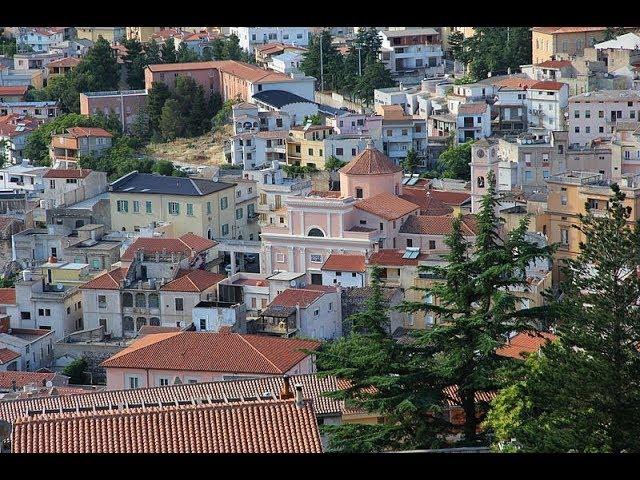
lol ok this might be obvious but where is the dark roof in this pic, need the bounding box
[251,90,313,109]
[110,172,235,196]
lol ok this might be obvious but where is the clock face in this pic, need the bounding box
[477,149,485,158]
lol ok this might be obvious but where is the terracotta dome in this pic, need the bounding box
[339,142,403,176]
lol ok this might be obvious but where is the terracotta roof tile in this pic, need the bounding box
[121,234,215,262]
[530,80,566,91]
[0,287,16,305]
[399,214,478,236]
[269,288,324,309]
[339,145,402,175]
[147,60,294,84]
[321,254,366,273]
[47,57,81,68]
[65,127,113,138]
[137,325,182,337]
[400,189,454,216]
[11,399,323,453]
[0,348,19,365]
[492,77,539,90]
[535,59,572,69]
[427,189,471,206]
[80,267,127,290]
[532,27,607,35]
[497,330,557,360]
[100,331,320,375]
[458,102,489,115]
[368,249,428,266]
[160,269,226,292]
[0,86,28,96]
[0,371,55,389]
[0,374,347,424]
[442,385,497,408]
[355,192,420,220]
[42,168,93,179]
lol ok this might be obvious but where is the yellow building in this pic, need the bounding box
[546,170,640,282]
[286,125,335,169]
[531,27,608,64]
[76,27,126,44]
[37,259,93,287]
[109,172,238,240]
[126,27,163,42]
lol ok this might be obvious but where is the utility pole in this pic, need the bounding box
[357,45,362,76]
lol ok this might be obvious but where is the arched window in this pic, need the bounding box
[122,292,133,307]
[148,293,159,309]
[308,228,325,237]
[123,316,134,333]
[149,317,160,326]
[135,293,146,308]
[477,176,485,188]
[136,317,147,331]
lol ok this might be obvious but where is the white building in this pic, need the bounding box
[0,161,48,193]
[456,102,492,142]
[230,131,288,170]
[230,27,311,54]
[379,28,444,77]
[527,80,568,132]
[268,51,303,74]
[192,301,247,333]
[16,28,65,53]
[320,254,366,287]
[0,328,55,371]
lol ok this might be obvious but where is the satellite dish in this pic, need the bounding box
[0,420,11,442]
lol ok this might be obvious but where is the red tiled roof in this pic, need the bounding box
[100,331,321,374]
[497,330,557,360]
[11,399,323,453]
[0,371,55,389]
[0,348,20,365]
[427,189,471,206]
[270,288,324,308]
[121,234,216,262]
[340,145,402,175]
[0,287,16,305]
[42,168,92,179]
[532,27,607,35]
[492,77,539,90]
[530,81,566,91]
[458,102,488,115]
[321,254,366,273]
[442,385,497,408]
[80,267,127,290]
[355,192,420,221]
[160,269,226,292]
[400,189,454,216]
[535,59,572,69]
[147,60,293,83]
[0,373,347,424]
[47,57,81,68]
[0,86,28,96]
[399,214,478,236]
[368,249,428,267]
[64,127,113,138]
[137,325,181,337]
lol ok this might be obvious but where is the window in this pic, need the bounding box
[220,197,228,210]
[310,254,322,263]
[585,110,591,118]
[222,224,229,236]
[175,298,184,311]
[127,376,140,390]
[49,179,55,189]
[116,200,128,213]
[186,203,194,216]
[168,202,180,215]
[599,110,604,118]
[599,126,604,133]
[401,129,408,136]
[477,176,485,188]
[276,253,286,263]
[574,126,580,133]
[308,148,314,156]
[355,187,364,198]
[574,110,580,119]
[387,129,393,137]
[429,240,436,250]
[561,188,568,206]
[308,228,324,237]
[543,170,549,179]
[407,238,413,247]
[632,111,636,119]
[425,293,434,305]
[145,201,152,214]
[132,200,140,213]
[236,208,243,219]
[67,307,71,315]
[313,309,319,316]
[158,378,170,387]
[379,222,384,231]
[525,170,533,182]
[98,295,107,308]
[560,228,569,245]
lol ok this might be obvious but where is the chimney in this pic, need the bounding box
[294,384,304,408]
[11,380,17,392]
[280,374,294,400]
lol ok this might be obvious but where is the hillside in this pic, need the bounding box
[144,125,232,166]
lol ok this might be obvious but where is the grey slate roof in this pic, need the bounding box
[109,172,235,196]
[251,90,314,108]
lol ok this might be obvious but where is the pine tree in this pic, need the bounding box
[145,39,162,65]
[122,38,145,89]
[176,42,199,63]
[147,82,172,135]
[222,34,243,61]
[400,171,554,443]
[74,36,120,91]
[300,30,343,92]
[485,184,640,452]
[401,148,419,174]
[355,58,394,105]
[316,266,447,452]
[161,38,177,63]
[159,98,183,140]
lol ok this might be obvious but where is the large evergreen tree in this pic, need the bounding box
[74,36,120,91]
[122,38,146,89]
[145,39,162,65]
[317,265,447,452]
[300,30,343,92]
[400,171,554,442]
[485,185,640,452]
[161,38,177,63]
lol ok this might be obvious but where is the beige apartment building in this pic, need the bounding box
[76,27,126,44]
[109,172,237,240]
[546,170,640,281]
[532,27,609,64]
